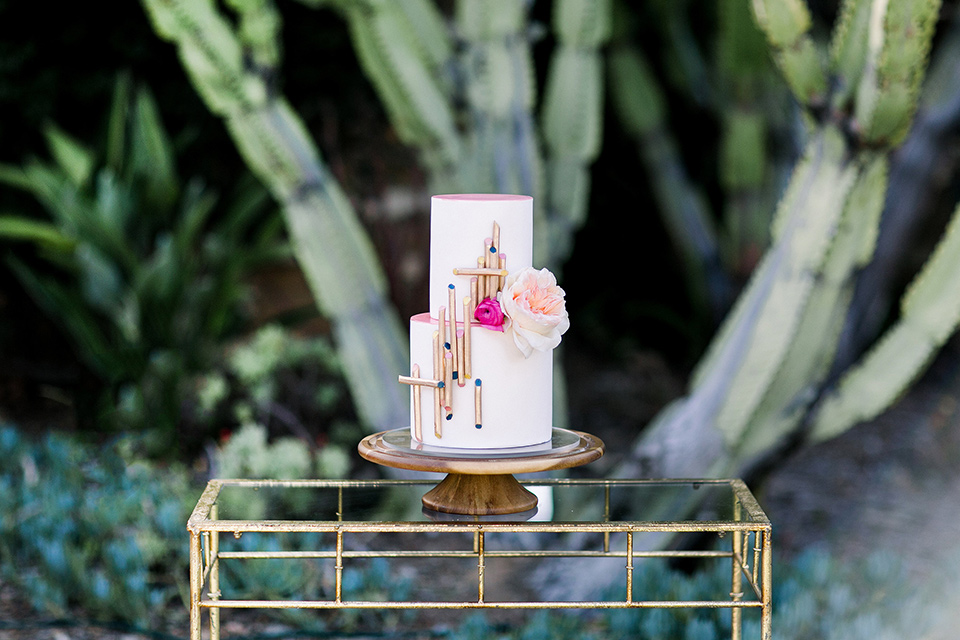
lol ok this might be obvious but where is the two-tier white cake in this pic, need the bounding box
[400,194,567,450]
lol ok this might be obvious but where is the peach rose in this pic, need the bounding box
[501,267,569,358]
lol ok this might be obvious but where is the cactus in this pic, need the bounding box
[751,0,828,107]
[854,0,940,145]
[615,0,945,481]
[811,198,960,440]
[141,0,408,432]
[606,0,787,323]
[539,0,611,267]
[324,0,610,270]
[335,0,462,190]
[455,0,541,202]
[607,41,729,322]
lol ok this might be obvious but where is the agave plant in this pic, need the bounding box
[0,75,286,451]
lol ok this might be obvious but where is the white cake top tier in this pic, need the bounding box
[429,194,533,318]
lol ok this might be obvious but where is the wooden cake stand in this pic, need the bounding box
[358,428,604,515]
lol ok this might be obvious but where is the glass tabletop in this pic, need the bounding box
[193,479,767,526]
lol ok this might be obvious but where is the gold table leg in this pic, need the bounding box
[189,531,202,640]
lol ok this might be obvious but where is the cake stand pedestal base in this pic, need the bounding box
[358,428,604,516]
[422,473,538,515]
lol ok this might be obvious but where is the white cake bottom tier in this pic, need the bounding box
[408,313,553,449]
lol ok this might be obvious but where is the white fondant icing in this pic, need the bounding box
[409,313,552,448]
[429,194,533,318]
[407,194,553,449]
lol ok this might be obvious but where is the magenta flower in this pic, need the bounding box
[474,297,507,332]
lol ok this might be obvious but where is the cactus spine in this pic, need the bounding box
[141,0,409,432]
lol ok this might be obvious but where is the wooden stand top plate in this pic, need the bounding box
[358,428,604,475]
[358,428,604,515]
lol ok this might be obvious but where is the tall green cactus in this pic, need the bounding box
[323,0,610,270]
[606,0,788,324]
[142,0,614,433]
[141,0,408,432]
[811,198,960,440]
[455,0,542,200]
[539,0,611,267]
[606,40,728,321]
[619,0,945,480]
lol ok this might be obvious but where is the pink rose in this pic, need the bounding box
[474,297,507,331]
[501,267,569,358]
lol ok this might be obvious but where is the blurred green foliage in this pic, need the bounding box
[0,76,286,452]
[195,323,362,482]
[0,424,192,622]
[1,420,948,636]
[455,546,946,640]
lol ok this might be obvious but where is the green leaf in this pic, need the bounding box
[42,124,95,187]
[0,215,77,253]
[176,178,219,256]
[131,86,179,210]
[455,0,526,40]
[76,242,125,315]
[106,73,132,174]
[0,164,34,191]
[7,255,122,380]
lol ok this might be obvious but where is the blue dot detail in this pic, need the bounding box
[489,247,496,253]
[475,424,482,429]
[475,379,482,386]
[446,414,453,421]
[448,284,455,289]
[452,371,458,380]
[438,382,445,388]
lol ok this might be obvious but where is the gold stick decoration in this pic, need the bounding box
[499,253,507,293]
[474,379,482,429]
[484,238,497,299]
[456,329,465,387]
[432,330,442,438]
[437,305,446,347]
[492,221,500,258]
[476,256,486,301]
[412,364,422,441]
[398,374,443,388]
[469,278,478,317]
[443,351,453,419]
[462,295,472,380]
[447,284,459,384]
[452,267,509,277]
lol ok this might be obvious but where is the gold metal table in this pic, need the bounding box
[187,478,771,639]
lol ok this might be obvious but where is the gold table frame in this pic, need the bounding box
[187,478,771,640]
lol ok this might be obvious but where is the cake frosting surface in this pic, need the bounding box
[400,194,566,449]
